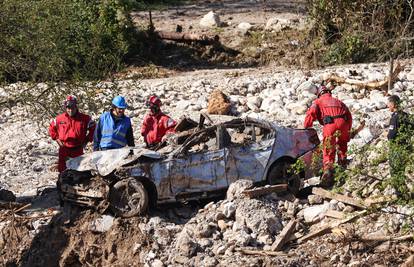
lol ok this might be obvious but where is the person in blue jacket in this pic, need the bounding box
[93,96,135,151]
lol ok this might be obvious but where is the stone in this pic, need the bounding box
[176,229,198,257]
[265,18,291,32]
[195,222,217,238]
[303,203,329,223]
[200,11,221,28]
[217,219,228,231]
[235,198,282,235]
[222,202,237,219]
[297,80,318,95]
[0,188,16,202]
[238,22,253,35]
[226,179,253,200]
[308,194,323,205]
[151,259,164,267]
[89,215,114,233]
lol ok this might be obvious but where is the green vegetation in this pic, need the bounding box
[307,0,414,65]
[0,0,139,83]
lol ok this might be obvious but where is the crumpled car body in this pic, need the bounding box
[60,115,320,216]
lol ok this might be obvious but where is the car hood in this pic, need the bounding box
[66,147,161,176]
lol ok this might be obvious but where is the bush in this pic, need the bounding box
[307,0,414,64]
[0,0,139,83]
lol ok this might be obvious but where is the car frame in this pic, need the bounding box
[59,114,320,217]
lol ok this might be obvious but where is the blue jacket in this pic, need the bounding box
[93,111,134,150]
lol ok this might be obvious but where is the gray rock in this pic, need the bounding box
[222,202,236,219]
[226,179,253,200]
[176,229,198,257]
[235,198,282,235]
[308,194,323,205]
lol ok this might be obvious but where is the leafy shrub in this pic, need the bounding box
[307,0,414,64]
[0,0,139,83]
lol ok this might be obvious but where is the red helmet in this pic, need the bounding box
[64,95,77,107]
[316,85,331,97]
[147,95,161,107]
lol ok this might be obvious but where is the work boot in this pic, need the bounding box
[0,188,16,202]
[320,169,335,188]
[338,158,350,169]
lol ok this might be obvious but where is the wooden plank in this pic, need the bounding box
[297,210,367,244]
[325,210,345,219]
[271,219,297,251]
[242,184,288,198]
[360,234,413,242]
[312,187,366,209]
[364,195,397,206]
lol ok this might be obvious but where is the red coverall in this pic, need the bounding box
[49,112,95,172]
[141,112,176,146]
[304,93,352,170]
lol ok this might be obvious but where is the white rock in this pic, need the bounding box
[303,203,329,223]
[89,215,114,233]
[407,68,414,81]
[200,11,221,28]
[265,18,291,32]
[237,22,253,34]
[297,81,317,95]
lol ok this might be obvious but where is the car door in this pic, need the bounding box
[225,123,275,185]
[168,126,227,196]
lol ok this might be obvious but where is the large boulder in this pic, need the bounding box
[235,198,282,235]
[207,90,232,115]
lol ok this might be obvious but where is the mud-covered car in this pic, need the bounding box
[59,114,320,217]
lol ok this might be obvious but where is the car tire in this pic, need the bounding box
[267,160,301,195]
[109,178,149,218]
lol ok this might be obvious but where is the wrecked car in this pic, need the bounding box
[58,114,320,217]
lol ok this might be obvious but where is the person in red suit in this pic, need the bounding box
[141,95,176,149]
[49,95,95,173]
[304,80,352,187]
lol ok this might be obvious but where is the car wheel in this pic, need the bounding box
[267,160,301,195]
[109,178,149,218]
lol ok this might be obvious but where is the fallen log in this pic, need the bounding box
[235,247,289,257]
[155,31,219,44]
[242,184,288,198]
[327,62,404,91]
[312,187,366,209]
[297,210,367,244]
[271,219,297,251]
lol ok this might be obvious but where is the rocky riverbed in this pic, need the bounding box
[1,60,414,266]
